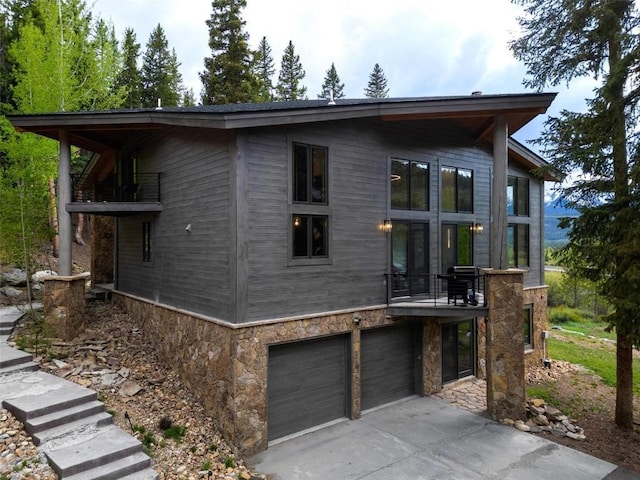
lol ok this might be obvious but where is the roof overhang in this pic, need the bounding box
[7,93,557,154]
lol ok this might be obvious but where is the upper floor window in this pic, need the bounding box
[391,159,429,210]
[292,215,328,258]
[507,176,529,216]
[142,221,152,262]
[441,166,473,213]
[507,223,529,267]
[293,143,327,204]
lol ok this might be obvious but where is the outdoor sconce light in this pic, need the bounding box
[382,219,393,233]
[471,222,484,234]
[293,216,302,228]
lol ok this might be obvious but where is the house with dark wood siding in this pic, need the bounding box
[9,92,558,454]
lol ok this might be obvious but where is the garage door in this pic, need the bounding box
[361,323,420,411]
[268,335,349,441]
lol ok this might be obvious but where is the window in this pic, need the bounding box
[391,159,429,210]
[523,305,533,350]
[142,222,152,262]
[291,142,330,263]
[441,166,473,213]
[293,143,327,204]
[292,215,328,258]
[391,221,429,296]
[507,176,529,216]
[507,224,529,267]
[442,223,473,273]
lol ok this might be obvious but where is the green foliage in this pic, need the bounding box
[115,27,142,109]
[253,36,275,102]
[276,40,307,101]
[201,460,212,470]
[548,306,587,324]
[317,63,345,100]
[224,455,235,468]
[200,0,258,105]
[163,424,186,442]
[364,63,389,99]
[132,424,146,434]
[548,336,640,396]
[141,24,184,108]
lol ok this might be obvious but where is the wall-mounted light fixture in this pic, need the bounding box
[382,219,393,233]
[293,216,302,228]
[471,222,484,234]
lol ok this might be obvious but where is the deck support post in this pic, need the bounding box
[58,129,72,276]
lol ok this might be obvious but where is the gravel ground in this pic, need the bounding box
[3,301,265,480]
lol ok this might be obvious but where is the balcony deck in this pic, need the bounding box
[386,270,488,318]
[70,173,161,217]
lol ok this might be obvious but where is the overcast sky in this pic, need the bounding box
[91,0,597,148]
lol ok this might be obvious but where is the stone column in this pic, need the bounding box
[484,269,525,421]
[351,328,361,419]
[44,272,89,340]
[422,320,442,394]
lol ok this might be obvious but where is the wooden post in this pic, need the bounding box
[58,129,72,276]
[492,115,509,270]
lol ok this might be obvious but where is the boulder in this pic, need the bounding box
[3,269,27,287]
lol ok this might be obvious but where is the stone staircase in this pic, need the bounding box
[0,306,158,479]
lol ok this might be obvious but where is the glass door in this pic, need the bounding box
[391,222,429,297]
[442,320,475,383]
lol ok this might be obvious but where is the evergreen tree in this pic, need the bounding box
[253,36,275,102]
[275,40,307,101]
[200,0,258,105]
[364,63,389,99]
[182,87,196,106]
[115,27,142,109]
[87,18,125,110]
[140,24,183,108]
[317,62,345,100]
[510,0,640,429]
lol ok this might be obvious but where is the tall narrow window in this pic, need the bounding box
[293,143,327,204]
[507,224,529,267]
[441,166,473,213]
[507,176,530,216]
[442,223,473,273]
[142,222,151,262]
[523,305,533,350]
[390,159,429,210]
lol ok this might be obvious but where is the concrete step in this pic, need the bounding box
[0,344,35,369]
[3,375,97,422]
[119,468,160,480]
[34,411,114,446]
[45,428,147,479]
[0,360,39,375]
[28,399,107,433]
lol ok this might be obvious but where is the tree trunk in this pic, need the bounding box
[74,212,86,246]
[48,178,59,258]
[615,331,634,429]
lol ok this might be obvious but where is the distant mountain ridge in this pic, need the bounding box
[545,200,578,246]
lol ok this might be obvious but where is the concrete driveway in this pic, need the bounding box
[249,396,637,480]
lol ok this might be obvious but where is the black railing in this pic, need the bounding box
[71,173,161,203]
[384,270,486,307]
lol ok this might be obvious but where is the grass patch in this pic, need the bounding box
[163,425,186,442]
[224,456,235,468]
[548,337,640,395]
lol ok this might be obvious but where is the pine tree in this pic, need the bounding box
[115,27,142,109]
[275,40,307,101]
[140,24,183,108]
[510,0,640,429]
[253,36,275,102]
[200,0,258,105]
[182,87,196,106]
[364,63,389,99]
[317,63,345,100]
